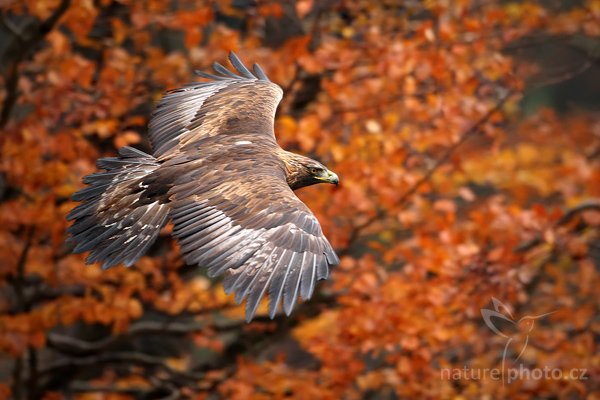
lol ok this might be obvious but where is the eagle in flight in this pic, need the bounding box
[67,52,339,322]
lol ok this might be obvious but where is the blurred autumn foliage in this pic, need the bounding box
[1,0,600,398]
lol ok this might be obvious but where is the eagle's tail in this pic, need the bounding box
[67,147,170,269]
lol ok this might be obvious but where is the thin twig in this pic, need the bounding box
[514,200,600,253]
[341,90,514,252]
[1,13,25,40]
[397,90,513,207]
[530,59,594,89]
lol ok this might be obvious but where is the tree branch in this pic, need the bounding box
[10,226,34,400]
[47,320,205,356]
[39,351,204,382]
[13,226,34,313]
[555,200,600,226]
[0,0,71,128]
[68,381,180,399]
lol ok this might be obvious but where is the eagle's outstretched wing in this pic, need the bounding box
[68,52,338,320]
[148,52,283,159]
[149,53,338,320]
[167,146,338,321]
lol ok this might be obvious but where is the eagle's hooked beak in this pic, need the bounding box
[326,170,339,186]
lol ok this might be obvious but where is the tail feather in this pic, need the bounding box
[67,147,170,269]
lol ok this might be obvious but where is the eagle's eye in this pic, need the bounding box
[310,167,321,175]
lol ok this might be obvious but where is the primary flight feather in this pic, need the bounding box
[67,52,340,321]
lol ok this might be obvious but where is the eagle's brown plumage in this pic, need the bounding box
[67,52,339,321]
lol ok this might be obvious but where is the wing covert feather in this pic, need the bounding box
[148,53,283,159]
[168,158,339,321]
[151,52,338,321]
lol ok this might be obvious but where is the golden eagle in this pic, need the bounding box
[67,52,339,321]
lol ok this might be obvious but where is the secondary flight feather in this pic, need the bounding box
[67,52,340,321]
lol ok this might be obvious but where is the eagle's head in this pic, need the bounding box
[281,152,339,190]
